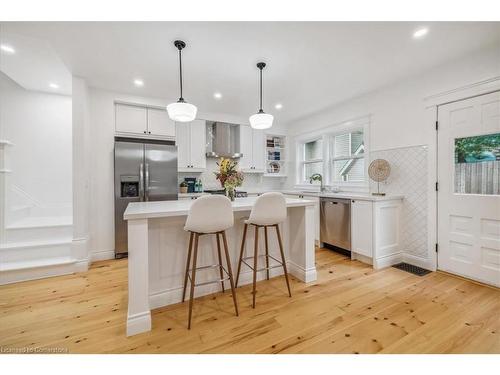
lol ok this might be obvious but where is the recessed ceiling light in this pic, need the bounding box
[413,27,429,39]
[213,92,222,100]
[0,44,15,54]
[49,83,59,89]
[275,103,283,110]
[133,79,144,87]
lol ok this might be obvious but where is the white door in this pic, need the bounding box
[115,104,147,134]
[437,91,500,287]
[147,108,175,137]
[175,122,190,170]
[189,120,207,170]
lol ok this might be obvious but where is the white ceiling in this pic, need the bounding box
[0,32,72,95]
[1,22,499,124]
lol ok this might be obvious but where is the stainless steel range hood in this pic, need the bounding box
[205,121,242,158]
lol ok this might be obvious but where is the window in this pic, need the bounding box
[330,130,365,183]
[454,133,500,195]
[295,118,369,187]
[300,138,323,183]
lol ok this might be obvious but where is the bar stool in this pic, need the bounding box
[235,192,292,308]
[182,195,239,329]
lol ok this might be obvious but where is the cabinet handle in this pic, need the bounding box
[148,131,151,134]
[143,131,147,134]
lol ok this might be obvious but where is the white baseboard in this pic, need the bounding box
[126,310,151,337]
[373,252,403,270]
[403,253,435,271]
[90,249,115,262]
[287,260,317,283]
[149,267,288,310]
[0,259,88,285]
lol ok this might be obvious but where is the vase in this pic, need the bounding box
[226,188,235,202]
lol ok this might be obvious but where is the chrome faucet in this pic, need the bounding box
[309,173,325,192]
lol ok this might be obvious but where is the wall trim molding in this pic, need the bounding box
[90,249,115,262]
[424,76,500,107]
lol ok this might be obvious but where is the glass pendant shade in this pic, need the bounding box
[249,112,273,129]
[167,101,197,122]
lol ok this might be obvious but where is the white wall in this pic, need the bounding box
[87,88,287,259]
[0,72,72,223]
[285,44,500,269]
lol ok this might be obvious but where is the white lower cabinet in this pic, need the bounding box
[351,198,403,269]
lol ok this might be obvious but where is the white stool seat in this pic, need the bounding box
[184,195,234,233]
[246,192,286,226]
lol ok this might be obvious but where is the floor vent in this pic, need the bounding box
[392,262,432,276]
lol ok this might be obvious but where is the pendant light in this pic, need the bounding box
[249,62,273,130]
[167,40,197,122]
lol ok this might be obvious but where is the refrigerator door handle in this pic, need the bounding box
[145,163,150,201]
[139,163,145,201]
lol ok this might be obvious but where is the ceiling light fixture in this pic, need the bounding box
[413,27,429,39]
[133,79,144,87]
[275,103,283,110]
[0,44,15,54]
[167,40,197,122]
[49,83,59,89]
[213,92,222,100]
[249,62,273,130]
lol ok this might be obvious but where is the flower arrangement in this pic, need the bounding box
[214,158,244,200]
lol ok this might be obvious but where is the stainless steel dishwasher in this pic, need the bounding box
[320,197,351,251]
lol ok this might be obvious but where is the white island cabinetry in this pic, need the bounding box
[124,196,317,336]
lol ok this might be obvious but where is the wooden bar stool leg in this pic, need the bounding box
[235,223,248,288]
[275,224,292,298]
[215,233,225,293]
[264,226,270,280]
[252,225,259,308]
[221,231,239,316]
[188,233,200,329]
[182,232,194,303]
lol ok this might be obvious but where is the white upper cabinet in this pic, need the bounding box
[175,119,206,172]
[147,108,176,137]
[115,103,175,139]
[115,104,147,134]
[239,125,265,173]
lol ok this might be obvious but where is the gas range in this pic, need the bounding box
[203,189,248,198]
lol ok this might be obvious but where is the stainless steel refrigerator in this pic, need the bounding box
[114,138,178,258]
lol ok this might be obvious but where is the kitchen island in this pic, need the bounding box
[123,196,317,336]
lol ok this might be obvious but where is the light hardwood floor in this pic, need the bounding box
[0,248,499,354]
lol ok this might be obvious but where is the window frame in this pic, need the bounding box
[294,116,370,190]
[297,136,325,185]
[329,128,366,185]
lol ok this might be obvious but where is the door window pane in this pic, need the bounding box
[304,139,323,161]
[454,133,500,195]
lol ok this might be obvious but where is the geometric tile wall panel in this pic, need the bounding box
[370,145,428,259]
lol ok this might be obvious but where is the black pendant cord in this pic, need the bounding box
[256,62,266,113]
[178,48,184,102]
[259,68,263,113]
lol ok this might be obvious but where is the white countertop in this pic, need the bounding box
[280,190,404,201]
[178,192,209,198]
[124,196,316,220]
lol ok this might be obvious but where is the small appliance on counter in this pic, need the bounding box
[183,177,197,193]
